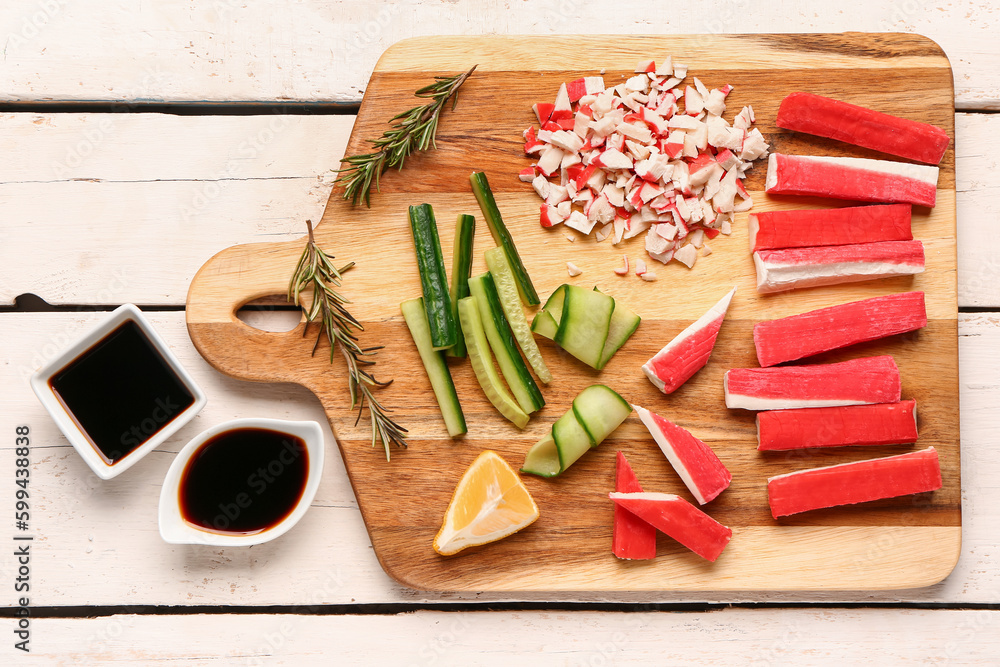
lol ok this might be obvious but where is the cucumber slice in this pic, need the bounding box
[408,204,457,350]
[530,310,558,340]
[457,297,529,429]
[445,214,476,358]
[572,384,632,446]
[595,291,641,370]
[542,284,568,323]
[555,285,615,369]
[521,433,560,477]
[400,298,467,437]
[553,410,594,471]
[484,246,551,383]
[470,171,540,306]
[467,273,545,414]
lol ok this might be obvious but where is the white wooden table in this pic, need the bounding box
[2,2,999,663]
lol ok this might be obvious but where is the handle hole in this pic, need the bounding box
[237,296,302,333]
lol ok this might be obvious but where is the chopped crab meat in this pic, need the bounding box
[566,261,583,277]
[613,254,630,275]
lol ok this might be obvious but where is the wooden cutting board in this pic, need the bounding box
[186,34,959,591]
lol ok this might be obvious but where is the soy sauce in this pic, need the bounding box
[49,319,195,464]
[178,428,309,535]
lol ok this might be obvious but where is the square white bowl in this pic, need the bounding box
[30,303,207,480]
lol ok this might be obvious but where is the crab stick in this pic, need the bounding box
[753,240,925,294]
[767,447,942,518]
[642,286,736,393]
[765,153,939,208]
[634,406,731,505]
[748,204,912,252]
[612,452,657,560]
[609,492,732,561]
[753,291,927,367]
[757,400,919,451]
[776,92,950,165]
[724,355,901,411]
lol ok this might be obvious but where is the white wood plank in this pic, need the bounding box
[0,113,352,306]
[2,311,998,605]
[3,112,997,307]
[0,1,997,109]
[25,609,1000,665]
[957,113,1000,308]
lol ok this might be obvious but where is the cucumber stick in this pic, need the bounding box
[457,297,529,429]
[470,171,540,306]
[408,204,457,350]
[521,385,632,478]
[467,273,545,415]
[400,298,466,437]
[555,285,615,369]
[484,246,551,383]
[445,214,476,358]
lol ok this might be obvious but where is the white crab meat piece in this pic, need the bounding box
[656,222,678,241]
[624,217,652,240]
[550,130,585,153]
[540,204,566,227]
[595,223,613,243]
[716,148,741,171]
[560,151,582,169]
[686,196,704,223]
[545,183,569,206]
[688,228,706,249]
[704,89,728,116]
[573,111,591,138]
[685,86,705,115]
[740,128,770,161]
[537,146,565,177]
[655,56,674,76]
[625,74,650,92]
[617,121,653,144]
[713,168,740,213]
[646,227,672,255]
[584,76,606,95]
[566,209,597,235]
[566,261,583,277]
[588,194,616,224]
[589,114,618,137]
[674,243,698,268]
[594,148,634,170]
[613,216,627,244]
[635,258,648,276]
[734,105,755,130]
[667,114,701,131]
[602,183,626,208]
[586,168,607,191]
[625,139,651,161]
[519,167,536,183]
[556,200,572,218]
[532,175,551,199]
[613,254,630,275]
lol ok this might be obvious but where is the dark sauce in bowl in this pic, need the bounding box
[178,428,310,535]
[49,319,195,464]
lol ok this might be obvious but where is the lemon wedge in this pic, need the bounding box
[433,450,539,556]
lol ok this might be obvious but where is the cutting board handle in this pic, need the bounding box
[185,238,339,389]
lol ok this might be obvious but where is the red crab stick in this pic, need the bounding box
[753,291,927,367]
[642,286,736,393]
[748,204,912,252]
[724,355,901,411]
[757,400,919,451]
[765,153,939,208]
[609,492,732,561]
[753,240,925,294]
[634,406,731,505]
[612,452,657,560]
[776,92,950,165]
[767,447,942,518]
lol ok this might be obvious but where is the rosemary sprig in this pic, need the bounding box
[336,65,477,207]
[288,220,407,460]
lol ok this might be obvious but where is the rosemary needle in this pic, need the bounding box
[288,220,407,460]
[336,65,477,207]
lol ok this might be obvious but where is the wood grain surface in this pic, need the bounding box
[186,34,959,591]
